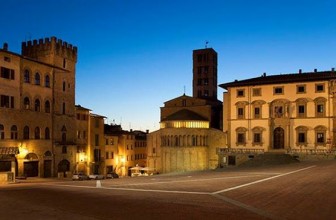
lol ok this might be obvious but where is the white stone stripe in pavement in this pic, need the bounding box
[212,165,316,194]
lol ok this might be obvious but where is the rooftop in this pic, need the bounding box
[219,70,336,89]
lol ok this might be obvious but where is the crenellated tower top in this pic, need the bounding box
[21,36,77,65]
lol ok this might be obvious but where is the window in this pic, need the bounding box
[24,69,30,83]
[315,126,327,146]
[45,101,50,113]
[254,107,260,119]
[63,81,66,92]
[61,125,67,143]
[254,133,261,143]
[297,85,306,93]
[152,148,156,154]
[317,133,324,143]
[296,126,308,146]
[315,84,325,92]
[62,146,67,154]
[197,79,202,85]
[35,99,40,112]
[35,127,40,139]
[62,133,66,143]
[237,107,244,119]
[274,106,283,118]
[45,127,50,139]
[63,59,66,68]
[95,118,99,128]
[1,67,14,79]
[95,134,99,146]
[0,95,11,108]
[236,101,247,119]
[252,127,264,146]
[35,73,40,85]
[204,78,209,85]
[237,133,245,144]
[45,75,50,87]
[106,152,109,159]
[23,126,29,139]
[204,90,209,96]
[298,105,305,117]
[315,97,326,117]
[252,88,261,96]
[4,56,10,62]
[298,132,306,143]
[11,125,18,140]
[274,87,284,95]
[236,127,247,145]
[24,97,30,109]
[0,124,4,139]
[111,152,114,159]
[83,131,87,139]
[62,102,65,114]
[237,89,245,97]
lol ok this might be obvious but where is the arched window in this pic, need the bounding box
[34,99,40,112]
[45,127,50,139]
[61,125,67,143]
[35,127,40,139]
[45,75,50,88]
[45,100,50,113]
[24,69,30,83]
[35,72,40,85]
[11,125,18,140]
[62,102,66,114]
[24,97,30,109]
[23,126,29,139]
[0,124,4,139]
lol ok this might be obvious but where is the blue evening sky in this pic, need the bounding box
[1,0,336,131]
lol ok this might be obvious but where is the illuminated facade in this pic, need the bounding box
[104,124,148,176]
[147,48,225,173]
[220,70,336,164]
[0,37,78,178]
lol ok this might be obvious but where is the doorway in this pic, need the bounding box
[273,127,285,149]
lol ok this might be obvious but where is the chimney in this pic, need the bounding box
[314,69,317,73]
[146,129,149,134]
[299,69,302,74]
[3,43,8,51]
[263,72,266,77]
[332,68,335,72]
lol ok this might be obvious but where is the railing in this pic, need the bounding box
[217,148,264,154]
[287,149,336,155]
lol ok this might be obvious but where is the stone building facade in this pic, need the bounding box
[147,48,225,173]
[104,125,148,176]
[0,37,78,178]
[219,70,336,165]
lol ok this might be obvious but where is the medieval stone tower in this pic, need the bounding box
[21,37,77,148]
[192,48,218,100]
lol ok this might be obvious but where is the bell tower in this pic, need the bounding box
[192,48,218,100]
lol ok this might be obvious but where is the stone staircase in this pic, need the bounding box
[239,153,300,167]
